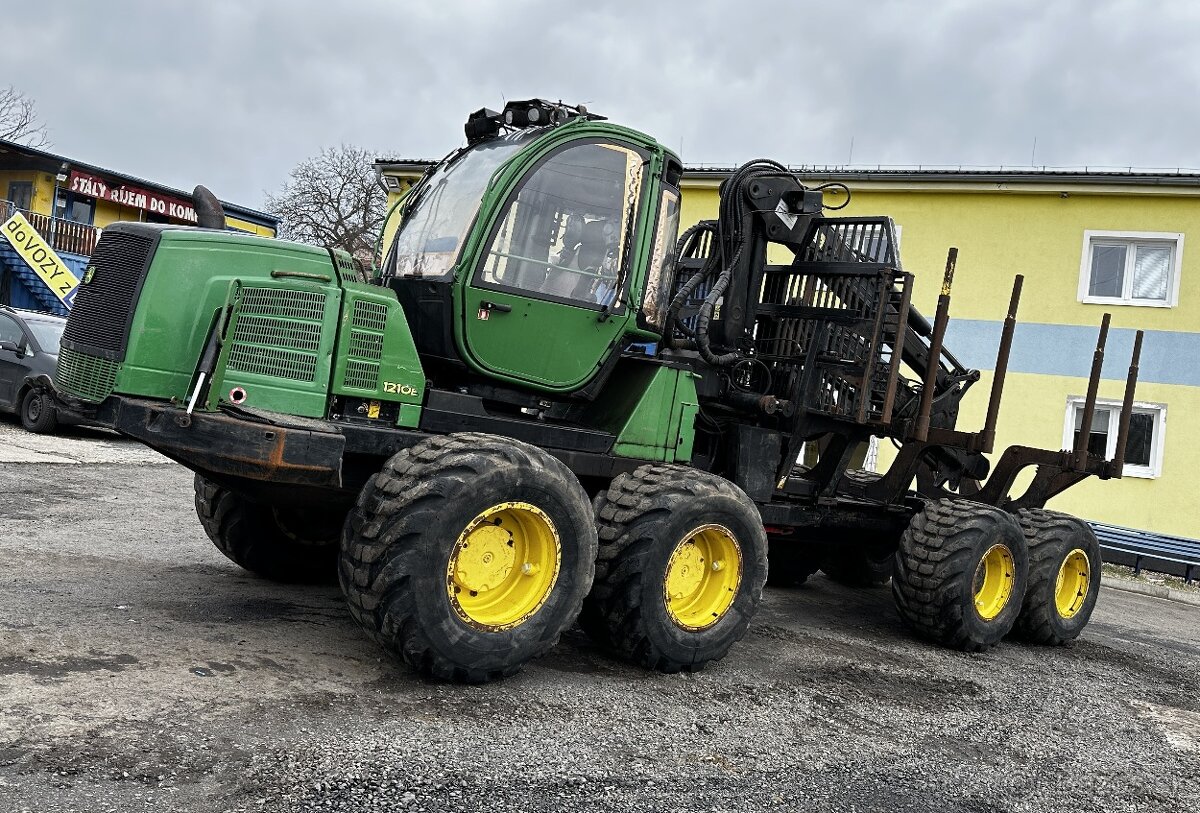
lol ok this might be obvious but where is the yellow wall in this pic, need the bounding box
[679,182,1200,332]
[682,177,1199,538]
[224,215,276,238]
[381,180,418,257]
[1,170,56,215]
[93,199,144,228]
[834,189,1198,333]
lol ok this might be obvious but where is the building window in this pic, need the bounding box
[6,181,33,211]
[56,191,95,225]
[1063,397,1166,479]
[1078,230,1182,307]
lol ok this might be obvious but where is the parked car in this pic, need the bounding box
[0,305,68,433]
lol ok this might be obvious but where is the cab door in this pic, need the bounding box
[463,140,650,390]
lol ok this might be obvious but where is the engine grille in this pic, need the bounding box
[61,229,157,360]
[238,287,326,321]
[351,299,388,332]
[343,359,380,390]
[230,314,322,352]
[56,346,119,402]
[338,299,388,391]
[227,345,319,381]
[225,287,327,383]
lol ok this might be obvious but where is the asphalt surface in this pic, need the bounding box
[1,417,1198,813]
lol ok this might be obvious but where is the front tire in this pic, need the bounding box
[582,465,768,673]
[194,475,344,583]
[339,433,597,683]
[20,389,57,434]
[893,499,1028,652]
[1013,509,1102,645]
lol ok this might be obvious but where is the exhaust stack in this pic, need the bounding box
[192,185,226,229]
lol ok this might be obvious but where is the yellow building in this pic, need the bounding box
[376,155,1198,539]
[1,137,277,314]
[683,167,1198,539]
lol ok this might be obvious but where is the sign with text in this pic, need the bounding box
[1,211,81,308]
[67,169,199,224]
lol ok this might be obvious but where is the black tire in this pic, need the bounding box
[339,433,597,683]
[20,389,57,434]
[893,499,1028,652]
[194,475,342,583]
[822,542,895,587]
[581,464,768,673]
[1013,509,1102,645]
[765,539,824,588]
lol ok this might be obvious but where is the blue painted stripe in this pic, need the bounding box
[943,319,1200,388]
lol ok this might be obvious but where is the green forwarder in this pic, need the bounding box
[43,100,1143,682]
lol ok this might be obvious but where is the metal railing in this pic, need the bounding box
[0,198,101,256]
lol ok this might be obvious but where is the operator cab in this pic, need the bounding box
[382,100,683,394]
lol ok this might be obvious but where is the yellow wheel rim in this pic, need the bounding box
[972,543,1015,621]
[1055,548,1091,619]
[664,524,742,631]
[446,502,561,631]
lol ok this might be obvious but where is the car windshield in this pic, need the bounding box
[27,320,64,353]
[386,131,542,280]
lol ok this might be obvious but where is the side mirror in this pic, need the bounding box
[0,339,23,354]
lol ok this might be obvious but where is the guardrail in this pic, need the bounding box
[0,199,100,256]
[1090,521,1200,584]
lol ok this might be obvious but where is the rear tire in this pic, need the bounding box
[339,433,597,683]
[582,464,768,673]
[1013,509,1101,645]
[893,499,1028,652]
[194,475,343,583]
[20,389,57,434]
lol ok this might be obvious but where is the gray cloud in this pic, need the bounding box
[3,0,1198,212]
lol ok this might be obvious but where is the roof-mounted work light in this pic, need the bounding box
[464,99,606,144]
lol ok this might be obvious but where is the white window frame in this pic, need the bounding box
[1061,396,1167,479]
[1077,230,1183,308]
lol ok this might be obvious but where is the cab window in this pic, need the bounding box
[476,141,646,309]
[641,185,681,331]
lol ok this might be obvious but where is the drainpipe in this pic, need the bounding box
[51,162,69,249]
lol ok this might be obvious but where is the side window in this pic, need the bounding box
[477,142,646,308]
[0,315,24,347]
[641,185,681,331]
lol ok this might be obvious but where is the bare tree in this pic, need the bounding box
[0,86,49,147]
[265,145,386,260]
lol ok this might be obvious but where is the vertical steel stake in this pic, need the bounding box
[1073,313,1110,469]
[1109,330,1144,477]
[980,275,1023,453]
[915,248,957,441]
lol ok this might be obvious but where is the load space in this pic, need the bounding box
[45,99,1142,683]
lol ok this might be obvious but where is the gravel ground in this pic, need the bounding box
[0,417,1198,812]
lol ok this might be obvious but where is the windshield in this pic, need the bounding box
[27,320,64,353]
[386,131,542,280]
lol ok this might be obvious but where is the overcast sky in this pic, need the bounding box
[3,0,1198,211]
